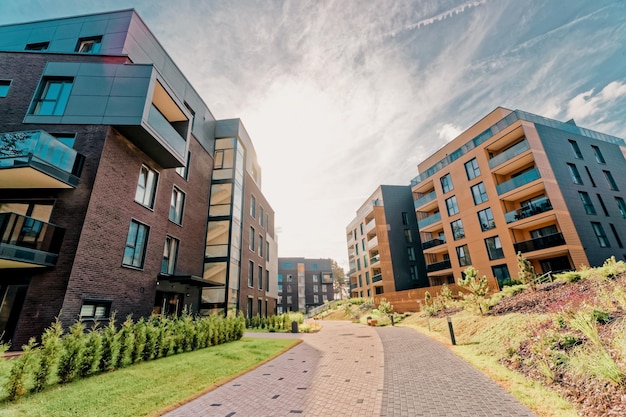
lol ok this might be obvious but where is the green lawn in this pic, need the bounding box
[0,337,299,417]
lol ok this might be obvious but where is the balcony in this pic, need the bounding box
[426,259,452,272]
[496,168,541,195]
[372,274,383,283]
[367,235,379,249]
[418,212,441,229]
[370,254,380,264]
[0,212,65,268]
[350,282,358,290]
[414,190,437,209]
[505,197,553,223]
[422,238,446,250]
[0,131,84,188]
[365,219,376,233]
[514,232,565,253]
[488,139,530,169]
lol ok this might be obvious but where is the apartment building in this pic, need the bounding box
[0,10,277,347]
[346,185,429,298]
[277,258,334,313]
[412,107,626,290]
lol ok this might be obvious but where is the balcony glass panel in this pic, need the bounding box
[350,282,358,290]
[370,254,380,264]
[505,197,553,223]
[0,130,83,186]
[372,274,383,283]
[488,140,530,169]
[422,238,446,250]
[414,191,437,208]
[426,259,452,272]
[418,212,441,229]
[367,235,378,249]
[0,212,64,266]
[147,104,187,157]
[513,232,565,253]
[496,168,541,195]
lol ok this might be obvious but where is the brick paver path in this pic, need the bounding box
[161,321,537,416]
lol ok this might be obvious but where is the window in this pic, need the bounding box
[357,258,361,271]
[579,192,596,215]
[596,194,609,216]
[161,236,179,274]
[464,158,480,180]
[591,145,605,164]
[249,227,255,251]
[175,152,191,179]
[259,207,265,227]
[440,173,453,193]
[402,212,409,225]
[567,163,583,185]
[471,182,488,205]
[610,224,623,248]
[591,222,610,247]
[603,170,619,191]
[135,165,158,208]
[478,208,495,231]
[358,275,362,287]
[169,187,185,224]
[492,265,510,285]
[568,140,583,159]
[32,77,73,115]
[80,300,111,320]
[456,244,471,266]
[365,272,370,285]
[0,80,11,97]
[266,242,270,261]
[312,263,318,270]
[76,36,102,53]
[287,296,292,305]
[51,133,76,147]
[313,284,320,293]
[361,239,366,251]
[248,261,254,286]
[407,247,416,261]
[123,220,149,268]
[450,219,465,240]
[584,166,596,187]
[445,196,459,216]
[287,274,293,282]
[313,274,319,282]
[258,235,263,257]
[404,229,413,243]
[250,195,256,218]
[616,197,626,219]
[266,270,270,291]
[25,41,49,51]
[314,295,319,303]
[485,236,504,260]
[530,225,558,239]
[258,265,263,289]
[363,255,368,268]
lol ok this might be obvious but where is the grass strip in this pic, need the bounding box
[0,337,299,417]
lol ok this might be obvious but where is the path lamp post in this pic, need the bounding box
[446,316,456,345]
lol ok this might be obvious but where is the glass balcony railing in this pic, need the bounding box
[418,212,441,229]
[372,274,383,283]
[422,238,446,250]
[514,232,565,253]
[496,168,541,195]
[505,197,553,223]
[147,105,187,157]
[0,130,84,187]
[426,259,452,272]
[370,254,380,264]
[365,219,376,233]
[367,235,378,249]
[414,191,437,208]
[0,212,65,267]
[350,282,358,290]
[488,139,530,169]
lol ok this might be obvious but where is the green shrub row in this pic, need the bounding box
[2,312,245,401]
[245,312,304,330]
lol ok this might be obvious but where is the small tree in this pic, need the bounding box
[33,318,63,392]
[331,259,347,299]
[458,266,490,315]
[517,251,537,291]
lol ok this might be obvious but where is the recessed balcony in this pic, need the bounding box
[414,190,437,210]
[0,212,64,268]
[0,131,84,188]
[370,253,380,265]
[505,197,553,223]
[488,139,530,170]
[513,232,566,253]
[422,238,446,250]
[367,235,379,250]
[496,168,541,195]
[350,282,358,290]
[426,259,452,272]
[372,273,383,283]
[418,212,442,230]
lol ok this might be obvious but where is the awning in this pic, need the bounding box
[157,274,217,288]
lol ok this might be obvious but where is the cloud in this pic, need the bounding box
[437,123,463,142]
[566,81,626,122]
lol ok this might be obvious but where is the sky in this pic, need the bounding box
[3,0,626,271]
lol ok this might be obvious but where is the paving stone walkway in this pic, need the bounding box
[160,321,537,417]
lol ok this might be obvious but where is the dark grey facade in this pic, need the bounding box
[277,258,334,313]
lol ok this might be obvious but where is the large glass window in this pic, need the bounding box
[123,220,149,268]
[80,300,111,320]
[485,236,504,260]
[591,145,605,164]
[169,187,185,224]
[258,265,263,289]
[0,80,11,97]
[404,229,413,243]
[161,236,179,274]
[603,170,619,191]
[135,165,158,209]
[464,158,480,180]
[591,222,610,247]
[450,219,465,240]
[249,226,255,251]
[32,77,73,116]
[250,195,256,218]
[478,208,495,231]
[76,36,102,53]
[456,244,471,266]
[616,197,626,219]
[248,261,254,286]
[568,140,583,159]
[567,163,583,185]
[175,151,191,179]
[578,191,596,215]
[209,183,232,216]
[471,182,488,205]
[440,173,453,193]
[445,196,459,216]
[492,264,510,285]
[258,235,264,257]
